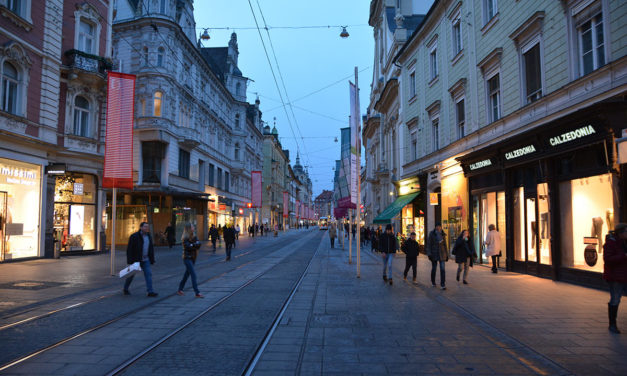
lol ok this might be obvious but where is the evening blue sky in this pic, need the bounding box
[194,1,433,197]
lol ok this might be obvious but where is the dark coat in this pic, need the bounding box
[452,235,476,265]
[379,232,398,254]
[209,227,219,241]
[224,227,236,245]
[182,236,201,261]
[126,231,155,264]
[427,229,447,262]
[402,238,420,258]
[165,225,176,243]
[603,233,627,283]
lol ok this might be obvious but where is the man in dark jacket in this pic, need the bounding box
[402,232,420,283]
[224,225,236,261]
[427,223,447,290]
[380,224,398,285]
[123,222,157,297]
[164,222,175,249]
[209,224,218,253]
[603,223,627,333]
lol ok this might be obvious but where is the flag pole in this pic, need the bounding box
[110,187,117,276]
[355,66,361,279]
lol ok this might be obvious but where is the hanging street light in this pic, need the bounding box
[339,26,349,39]
[200,28,211,40]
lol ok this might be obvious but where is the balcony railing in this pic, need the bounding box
[65,49,112,77]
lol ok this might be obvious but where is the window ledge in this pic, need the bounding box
[0,6,33,31]
[481,12,500,35]
[428,75,439,87]
[408,95,417,105]
[451,49,464,66]
[66,133,100,144]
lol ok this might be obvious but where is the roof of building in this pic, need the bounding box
[200,47,228,83]
[385,7,425,34]
[315,190,334,201]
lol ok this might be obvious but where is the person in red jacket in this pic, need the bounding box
[603,223,627,334]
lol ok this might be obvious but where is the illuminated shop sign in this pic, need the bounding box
[0,164,38,186]
[550,125,596,146]
[505,145,536,160]
[469,159,492,170]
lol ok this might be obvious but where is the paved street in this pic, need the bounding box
[0,230,625,375]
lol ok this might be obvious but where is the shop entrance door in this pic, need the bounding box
[0,191,6,261]
[472,191,506,267]
[524,183,552,275]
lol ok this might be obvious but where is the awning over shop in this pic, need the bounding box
[373,192,419,224]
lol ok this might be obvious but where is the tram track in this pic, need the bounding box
[0,231,316,373]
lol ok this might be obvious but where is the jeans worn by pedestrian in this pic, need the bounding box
[383,253,394,278]
[457,259,470,282]
[609,281,627,306]
[225,243,232,260]
[178,258,199,294]
[124,260,154,293]
[431,260,446,287]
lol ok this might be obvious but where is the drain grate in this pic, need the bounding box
[0,280,67,290]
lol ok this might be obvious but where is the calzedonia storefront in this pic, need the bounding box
[459,104,626,288]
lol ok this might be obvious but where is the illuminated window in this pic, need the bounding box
[153,91,162,117]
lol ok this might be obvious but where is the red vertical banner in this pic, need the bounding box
[282,191,288,218]
[103,72,136,189]
[251,171,262,208]
[295,200,300,219]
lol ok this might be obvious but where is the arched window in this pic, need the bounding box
[142,47,149,66]
[153,91,162,116]
[234,144,240,160]
[157,47,165,66]
[73,95,90,137]
[1,61,19,115]
[78,19,95,53]
[235,113,240,129]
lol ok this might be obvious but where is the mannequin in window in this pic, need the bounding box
[530,220,536,249]
[592,217,604,253]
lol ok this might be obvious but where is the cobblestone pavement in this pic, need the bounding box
[1,231,626,375]
[253,237,627,375]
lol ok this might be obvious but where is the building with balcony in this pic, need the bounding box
[0,0,113,261]
[112,0,264,243]
[388,0,627,288]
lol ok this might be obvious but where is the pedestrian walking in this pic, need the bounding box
[164,222,176,249]
[380,224,399,285]
[123,222,158,297]
[603,223,627,334]
[329,224,337,248]
[260,224,264,236]
[427,222,448,290]
[235,224,240,240]
[402,232,420,283]
[209,224,218,253]
[224,224,236,261]
[177,223,203,298]
[453,230,475,284]
[484,224,501,273]
[371,227,379,252]
[217,224,223,246]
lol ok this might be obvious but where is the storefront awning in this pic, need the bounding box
[373,192,420,224]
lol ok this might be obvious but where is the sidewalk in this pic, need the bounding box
[253,237,627,375]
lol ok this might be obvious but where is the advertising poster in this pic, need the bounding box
[251,171,262,208]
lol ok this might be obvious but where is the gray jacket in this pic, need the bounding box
[427,229,447,261]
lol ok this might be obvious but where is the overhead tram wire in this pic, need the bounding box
[255,0,311,170]
[246,0,304,162]
[258,95,346,124]
[193,24,368,31]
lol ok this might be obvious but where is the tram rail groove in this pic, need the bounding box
[0,232,311,372]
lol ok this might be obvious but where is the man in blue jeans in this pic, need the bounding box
[379,224,398,285]
[123,222,158,297]
[427,223,448,290]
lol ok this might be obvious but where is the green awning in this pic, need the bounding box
[373,192,420,224]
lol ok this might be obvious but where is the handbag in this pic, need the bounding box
[118,262,141,278]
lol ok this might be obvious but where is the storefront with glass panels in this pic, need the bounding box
[53,173,98,253]
[459,104,625,287]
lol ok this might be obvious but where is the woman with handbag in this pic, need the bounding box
[453,230,476,284]
[177,223,204,298]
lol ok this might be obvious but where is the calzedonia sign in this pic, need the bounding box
[505,144,536,160]
[550,125,596,146]
[469,159,492,170]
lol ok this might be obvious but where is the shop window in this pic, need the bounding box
[178,148,190,179]
[513,187,525,261]
[53,173,97,252]
[72,95,90,137]
[1,61,19,115]
[536,183,551,265]
[0,157,41,260]
[560,173,615,273]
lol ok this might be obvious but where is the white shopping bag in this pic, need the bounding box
[118,262,141,278]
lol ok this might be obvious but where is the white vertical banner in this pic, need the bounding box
[349,82,360,207]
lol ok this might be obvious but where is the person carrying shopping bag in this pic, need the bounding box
[177,223,204,298]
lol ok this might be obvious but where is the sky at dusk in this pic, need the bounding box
[194,1,433,198]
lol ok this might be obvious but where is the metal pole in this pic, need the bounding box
[110,187,117,276]
[355,66,361,278]
[348,211,352,264]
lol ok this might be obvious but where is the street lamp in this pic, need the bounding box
[200,28,211,40]
[339,27,350,38]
